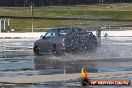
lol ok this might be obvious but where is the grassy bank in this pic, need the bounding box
[10,18,132,32]
[0,3,132,32]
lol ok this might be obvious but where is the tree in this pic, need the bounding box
[0,0,131,7]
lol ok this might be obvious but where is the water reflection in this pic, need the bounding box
[34,55,98,75]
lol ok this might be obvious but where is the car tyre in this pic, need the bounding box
[33,46,39,55]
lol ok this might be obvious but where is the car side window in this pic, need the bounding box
[58,28,72,36]
[45,30,56,38]
[59,29,67,36]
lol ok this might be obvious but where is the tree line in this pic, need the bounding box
[0,0,131,7]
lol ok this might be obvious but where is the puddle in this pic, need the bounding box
[0,38,132,87]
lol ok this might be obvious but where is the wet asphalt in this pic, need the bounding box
[0,37,132,88]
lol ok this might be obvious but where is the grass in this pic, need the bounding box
[11,18,132,32]
[0,3,132,32]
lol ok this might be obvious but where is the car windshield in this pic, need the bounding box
[58,28,82,36]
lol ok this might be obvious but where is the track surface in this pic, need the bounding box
[0,37,132,87]
[0,71,132,84]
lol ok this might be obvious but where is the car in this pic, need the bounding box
[33,27,98,55]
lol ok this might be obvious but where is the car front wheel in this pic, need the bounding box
[33,46,39,55]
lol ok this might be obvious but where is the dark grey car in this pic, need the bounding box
[33,27,98,55]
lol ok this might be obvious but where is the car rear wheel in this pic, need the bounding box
[33,46,39,55]
[87,44,97,52]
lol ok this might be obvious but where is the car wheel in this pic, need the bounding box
[33,46,39,55]
[84,44,97,53]
[86,44,97,52]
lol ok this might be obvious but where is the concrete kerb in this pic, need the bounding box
[0,71,132,84]
[0,32,46,39]
[0,30,132,39]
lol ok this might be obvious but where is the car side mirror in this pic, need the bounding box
[40,35,44,39]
